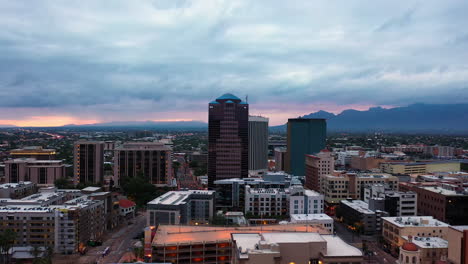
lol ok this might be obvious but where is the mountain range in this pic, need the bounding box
[2,103,468,133]
[270,103,468,133]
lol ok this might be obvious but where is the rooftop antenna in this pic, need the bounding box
[245,95,248,103]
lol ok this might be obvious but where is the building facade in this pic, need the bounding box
[382,216,450,253]
[248,116,269,172]
[208,93,249,187]
[321,173,398,204]
[73,141,105,185]
[5,159,67,186]
[285,118,326,176]
[0,182,37,199]
[289,185,324,215]
[147,190,215,226]
[10,146,56,160]
[274,147,287,171]
[305,150,334,192]
[114,142,172,186]
[399,182,468,225]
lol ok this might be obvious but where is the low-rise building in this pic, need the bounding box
[290,214,334,233]
[0,181,37,199]
[399,236,448,264]
[399,182,468,225]
[147,190,215,226]
[321,173,398,204]
[232,232,363,264]
[380,161,461,175]
[289,185,324,215]
[244,186,288,217]
[338,199,388,235]
[382,216,450,254]
[119,199,136,218]
[365,184,417,216]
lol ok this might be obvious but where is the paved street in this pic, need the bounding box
[53,211,147,264]
[333,220,397,264]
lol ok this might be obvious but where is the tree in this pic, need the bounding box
[121,172,170,207]
[0,229,16,264]
[54,178,74,189]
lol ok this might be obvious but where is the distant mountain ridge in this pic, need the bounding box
[270,103,468,133]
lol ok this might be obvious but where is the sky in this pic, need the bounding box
[0,0,468,126]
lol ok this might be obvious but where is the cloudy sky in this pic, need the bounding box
[1,0,468,126]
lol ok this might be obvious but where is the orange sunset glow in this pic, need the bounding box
[0,116,99,127]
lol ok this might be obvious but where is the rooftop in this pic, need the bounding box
[152,224,328,245]
[148,190,214,206]
[402,236,448,249]
[216,93,241,101]
[341,200,375,214]
[382,160,460,166]
[421,186,468,196]
[382,216,449,228]
[0,182,34,189]
[290,214,333,222]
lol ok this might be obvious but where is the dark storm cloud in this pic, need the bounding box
[0,0,467,123]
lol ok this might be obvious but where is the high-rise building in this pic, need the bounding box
[208,93,249,187]
[285,118,326,176]
[274,147,287,171]
[5,158,67,186]
[305,149,334,192]
[114,142,172,187]
[73,141,105,185]
[248,115,269,172]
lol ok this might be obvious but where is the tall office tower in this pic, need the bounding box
[248,116,269,172]
[208,93,249,188]
[285,118,326,176]
[113,142,172,187]
[74,141,105,185]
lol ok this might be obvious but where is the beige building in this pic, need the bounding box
[74,141,105,185]
[114,142,172,186]
[305,149,334,192]
[447,226,468,264]
[5,159,67,186]
[382,216,450,254]
[398,236,448,264]
[232,232,363,264]
[380,161,461,175]
[321,173,398,204]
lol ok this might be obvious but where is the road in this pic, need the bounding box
[53,211,147,264]
[333,220,397,264]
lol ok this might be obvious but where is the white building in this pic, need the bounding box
[336,151,360,166]
[289,185,324,215]
[290,214,334,233]
[365,184,417,217]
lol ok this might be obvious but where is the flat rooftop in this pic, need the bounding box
[152,224,328,245]
[148,190,214,206]
[290,214,333,221]
[341,200,375,214]
[321,235,363,256]
[382,216,449,228]
[421,186,468,196]
[232,233,362,258]
[0,182,34,189]
[402,236,448,249]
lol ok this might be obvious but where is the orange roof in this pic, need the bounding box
[119,199,136,208]
[402,242,418,251]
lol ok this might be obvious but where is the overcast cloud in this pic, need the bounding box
[0,0,468,126]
